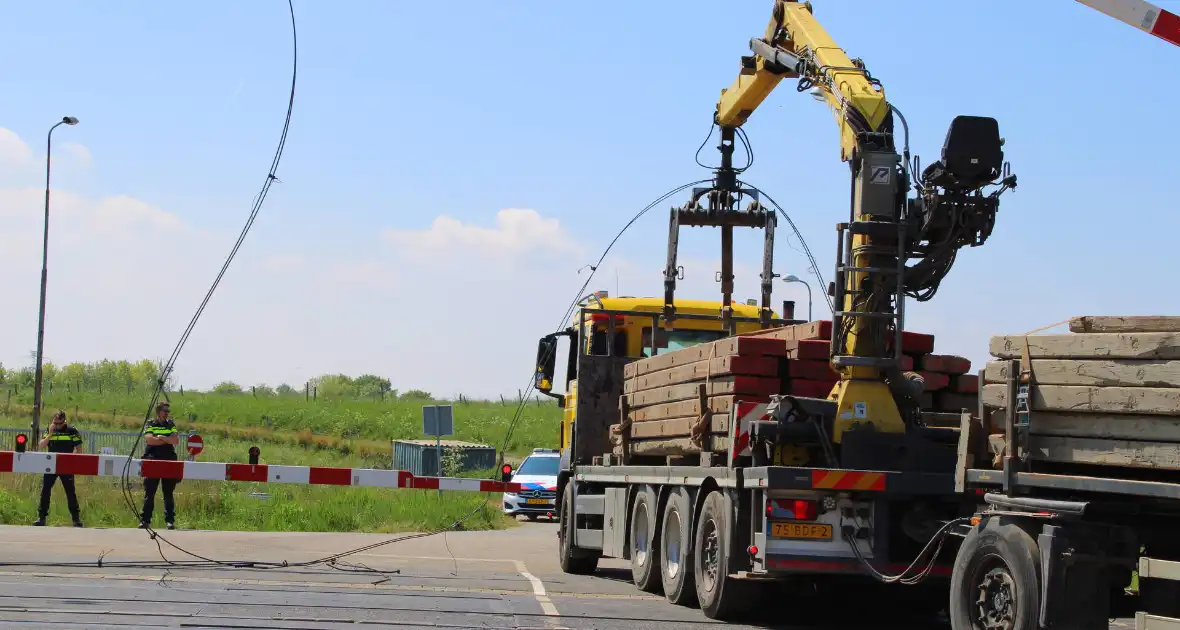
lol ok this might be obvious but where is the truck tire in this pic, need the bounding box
[660,487,698,606]
[558,482,598,575]
[693,490,747,620]
[630,485,662,593]
[949,517,1040,630]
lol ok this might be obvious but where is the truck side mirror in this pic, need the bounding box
[535,334,559,394]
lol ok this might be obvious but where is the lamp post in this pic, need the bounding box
[783,274,812,322]
[31,116,79,445]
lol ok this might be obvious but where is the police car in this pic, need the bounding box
[502,448,560,521]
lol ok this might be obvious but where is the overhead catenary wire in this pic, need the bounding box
[94,1,499,576]
[736,179,835,315]
[496,178,712,458]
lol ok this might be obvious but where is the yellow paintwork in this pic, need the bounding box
[558,296,780,453]
[715,0,891,163]
[561,380,577,451]
[715,0,906,443]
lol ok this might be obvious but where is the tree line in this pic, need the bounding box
[0,358,432,401]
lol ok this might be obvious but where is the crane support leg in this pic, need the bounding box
[721,224,734,331]
[759,209,776,328]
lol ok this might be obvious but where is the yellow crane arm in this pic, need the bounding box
[715,0,891,162]
[710,1,1018,449]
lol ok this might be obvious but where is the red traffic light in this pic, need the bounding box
[501,464,512,475]
[15,434,26,445]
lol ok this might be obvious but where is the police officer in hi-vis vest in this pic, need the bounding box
[139,401,180,530]
[33,409,84,527]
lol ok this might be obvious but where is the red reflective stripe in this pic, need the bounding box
[830,472,862,491]
[308,466,352,485]
[1152,8,1180,46]
[56,453,100,476]
[396,470,415,488]
[868,474,886,491]
[735,401,760,419]
[226,463,268,482]
[479,480,520,493]
[0,452,11,473]
[411,476,440,490]
[141,460,184,479]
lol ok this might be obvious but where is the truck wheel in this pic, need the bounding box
[630,485,662,593]
[949,517,1040,630]
[694,490,746,620]
[659,487,698,606]
[558,483,598,575]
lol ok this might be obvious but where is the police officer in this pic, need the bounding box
[33,409,84,527]
[139,401,180,530]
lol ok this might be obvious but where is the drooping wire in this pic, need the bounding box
[736,179,835,315]
[496,179,712,459]
[113,0,308,567]
[100,0,493,575]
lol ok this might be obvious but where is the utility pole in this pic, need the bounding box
[30,116,79,445]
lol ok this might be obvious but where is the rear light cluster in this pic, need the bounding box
[766,498,818,521]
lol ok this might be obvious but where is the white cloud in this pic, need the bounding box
[0,128,32,166]
[63,142,92,169]
[382,208,583,262]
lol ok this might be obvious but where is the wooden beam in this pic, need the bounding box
[1028,435,1180,471]
[1025,411,1180,443]
[623,336,787,379]
[624,355,779,394]
[625,377,779,408]
[629,395,748,422]
[990,333,1180,360]
[612,436,732,457]
[626,414,729,439]
[917,354,972,375]
[985,359,1180,388]
[1069,316,1180,334]
[982,383,1180,416]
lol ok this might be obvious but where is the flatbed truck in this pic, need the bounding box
[543,325,1180,628]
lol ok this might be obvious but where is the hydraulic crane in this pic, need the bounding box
[706,0,1017,445]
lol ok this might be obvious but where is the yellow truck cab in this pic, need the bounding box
[533,292,783,453]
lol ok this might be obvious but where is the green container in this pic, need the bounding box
[391,439,496,477]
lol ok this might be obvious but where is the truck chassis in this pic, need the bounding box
[556,358,1180,628]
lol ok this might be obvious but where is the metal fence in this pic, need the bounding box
[0,427,195,457]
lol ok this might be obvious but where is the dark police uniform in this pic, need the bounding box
[140,416,179,528]
[35,422,84,527]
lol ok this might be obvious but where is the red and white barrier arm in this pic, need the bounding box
[0,451,521,494]
[1075,0,1180,47]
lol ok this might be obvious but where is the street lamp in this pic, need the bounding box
[783,274,812,321]
[31,116,79,445]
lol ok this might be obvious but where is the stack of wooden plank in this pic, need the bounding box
[612,335,785,457]
[611,319,977,459]
[982,316,1180,472]
[746,320,977,414]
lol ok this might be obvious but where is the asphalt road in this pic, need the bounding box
[0,521,1140,629]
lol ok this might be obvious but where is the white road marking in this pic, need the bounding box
[513,559,567,628]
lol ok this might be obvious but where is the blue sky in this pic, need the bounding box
[2,1,1178,397]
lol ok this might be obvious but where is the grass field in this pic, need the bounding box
[0,413,518,532]
[2,386,562,461]
[0,381,563,532]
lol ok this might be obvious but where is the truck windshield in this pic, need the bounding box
[516,456,560,477]
[642,328,728,356]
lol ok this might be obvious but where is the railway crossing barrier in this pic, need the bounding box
[0,450,522,494]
